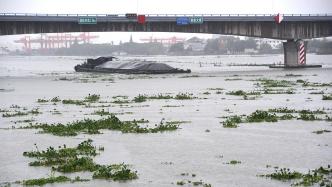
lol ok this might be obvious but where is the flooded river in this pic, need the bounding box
[0,55,331,187]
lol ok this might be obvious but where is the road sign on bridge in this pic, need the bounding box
[189,17,204,24]
[78,17,97,24]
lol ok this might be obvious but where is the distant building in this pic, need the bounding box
[184,37,207,52]
[256,38,282,49]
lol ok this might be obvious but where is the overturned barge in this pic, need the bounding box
[75,56,191,74]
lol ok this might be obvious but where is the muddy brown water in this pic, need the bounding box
[0,55,331,187]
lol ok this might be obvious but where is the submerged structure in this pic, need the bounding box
[74,56,191,74]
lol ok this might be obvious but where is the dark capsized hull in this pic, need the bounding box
[75,66,191,74]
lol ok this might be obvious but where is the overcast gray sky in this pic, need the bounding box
[1,0,332,14]
[1,0,331,50]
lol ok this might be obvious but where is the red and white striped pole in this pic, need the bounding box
[297,40,306,65]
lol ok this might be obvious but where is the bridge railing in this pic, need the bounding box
[1,13,332,17]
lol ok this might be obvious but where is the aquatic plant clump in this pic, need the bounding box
[322,94,332,100]
[92,109,112,116]
[246,110,278,123]
[92,163,138,181]
[226,160,241,165]
[263,168,303,181]
[23,140,138,182]
[55,157,98,173]
[22,176,70,186]
[84,94,101,102]
[312,130,331,134]
[133,94,147,103]
[37,98,49,103]
[175,93,195,100]
[302,81,332,87]
[261,166,332,187]
[24,115,179,136]
[222,116,242,128]
[2,108,41,118]
[255,79,296,88]
[226,90,260,96]
[62,99,85,105]
[51,96,61,102]
[23,139,98,166]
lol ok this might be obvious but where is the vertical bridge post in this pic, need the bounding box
[283,39,307,67]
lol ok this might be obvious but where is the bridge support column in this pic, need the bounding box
[283,39,306,67]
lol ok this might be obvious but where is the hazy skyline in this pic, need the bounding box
[1,0,331,50]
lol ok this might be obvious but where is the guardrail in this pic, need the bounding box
[1,13,332,17]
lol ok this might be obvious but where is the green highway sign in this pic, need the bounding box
[78,17,97,24]
[189,17,204,24]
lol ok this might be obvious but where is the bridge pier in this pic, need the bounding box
[270,39,321,68]
[283,39,306,67]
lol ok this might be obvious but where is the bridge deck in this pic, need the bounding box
[1,13,332,22]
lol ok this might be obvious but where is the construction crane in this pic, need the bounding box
[140,36,186,44]
[14,33,99,51]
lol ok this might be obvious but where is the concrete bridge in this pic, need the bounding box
[1,13,332,67]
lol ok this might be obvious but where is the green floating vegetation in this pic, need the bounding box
[23,115,179,136]
[176,179,212,187]
[112,99,131,104]
[23,140,138,182]
[133,94,147,103]
[57,94,100,105]
[112,95,129,99]
[37,98,49,103]
[162,105,184,108]
[84,94,100,102]
[301,81,332,87]
[62,99,85,105]
[133,93,196,103]
[246,110,278,123]
[260,166,332,187]
[131,119,149,123]
[322,94,332,100]
[10,104,21,109]
[175,93,195,100]
[37,97,61,103]
[221,107,329,128]
[165,120,191,125]
[268,107,326,114]
[309,91,324,95]
[226,160,241,165]
[207,88,224,91]
[0,108,10,113]
[226,90,260,96]
[148,94,173,99]
[23,139,99,168]
[176,173,212,186]
[262,168,302,181]
[2,108,41,118]
[51,96,61,102]
[222,116,242,128]
[13,119,35,124]
[312,129,331,134]
[263,88,295,94]
[92,163,138,181]
[92,109,112,116]
[255,78,296,88]
[22,175,70,186]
